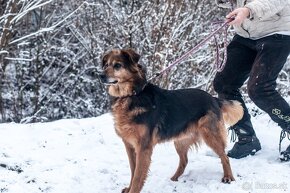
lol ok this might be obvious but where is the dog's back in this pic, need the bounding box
[127,83,243,141]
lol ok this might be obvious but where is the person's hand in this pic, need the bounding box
[226,7,250,26]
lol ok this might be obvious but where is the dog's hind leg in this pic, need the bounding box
[200,122,235,183]
[171,140,190,181]
[171,137,197,181]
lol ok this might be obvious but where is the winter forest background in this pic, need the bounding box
[0,0,289,123]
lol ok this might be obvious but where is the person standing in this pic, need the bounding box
[213,0,290,160]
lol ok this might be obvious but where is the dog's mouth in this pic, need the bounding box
[104,78,118,85]
[99,74,118,85]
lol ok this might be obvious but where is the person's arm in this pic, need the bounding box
[244,0,288,21]
[227,0,288,26]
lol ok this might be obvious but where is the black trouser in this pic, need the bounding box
[213,34,290,135]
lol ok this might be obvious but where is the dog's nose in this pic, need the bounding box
[97,72,109,84]
[98,74,106,82]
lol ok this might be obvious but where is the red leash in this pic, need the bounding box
[148,19,233,82]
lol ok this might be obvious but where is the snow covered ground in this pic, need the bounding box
[0,104,289,193]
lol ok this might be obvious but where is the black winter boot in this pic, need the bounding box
[228,122,261,159]
[279,127,290,162]
[280,145,290,162]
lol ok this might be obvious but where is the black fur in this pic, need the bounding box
[112,83,222,140]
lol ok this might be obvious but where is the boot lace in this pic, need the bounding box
[279,129,290,152]
[228,126,237,142]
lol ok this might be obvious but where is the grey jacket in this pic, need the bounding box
[216,0,290,39]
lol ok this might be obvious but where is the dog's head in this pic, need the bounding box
[99,48,146,97]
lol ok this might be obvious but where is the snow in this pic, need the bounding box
[0,108,290,193]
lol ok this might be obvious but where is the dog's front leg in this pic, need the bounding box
[122,141,136,193]
[128,146,153,193]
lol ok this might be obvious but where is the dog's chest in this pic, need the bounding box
[111,98,149,139]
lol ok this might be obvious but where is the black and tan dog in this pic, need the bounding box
[98,48,243,193]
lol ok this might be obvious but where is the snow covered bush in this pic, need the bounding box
[0,0,288,123]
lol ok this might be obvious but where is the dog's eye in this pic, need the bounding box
[113,63,122,70]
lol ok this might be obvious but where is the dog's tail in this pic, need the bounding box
[219,99,244,126]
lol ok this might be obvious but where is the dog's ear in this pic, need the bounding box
[122,48,140,64]
[101,52,109,68]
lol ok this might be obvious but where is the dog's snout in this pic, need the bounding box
[98,73,107,83]
[97,72,118,85]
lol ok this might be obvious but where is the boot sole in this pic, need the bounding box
[228,147,261,159]
[280,151,290,162]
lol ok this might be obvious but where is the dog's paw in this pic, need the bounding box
[221,176,235,184]
[170,176,179,181]
[121,187,130,193]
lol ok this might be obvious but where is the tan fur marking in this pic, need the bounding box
[128,107,148,117]
[113,98,148,148]
[221,100,244,126]
[109,82,135,97]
